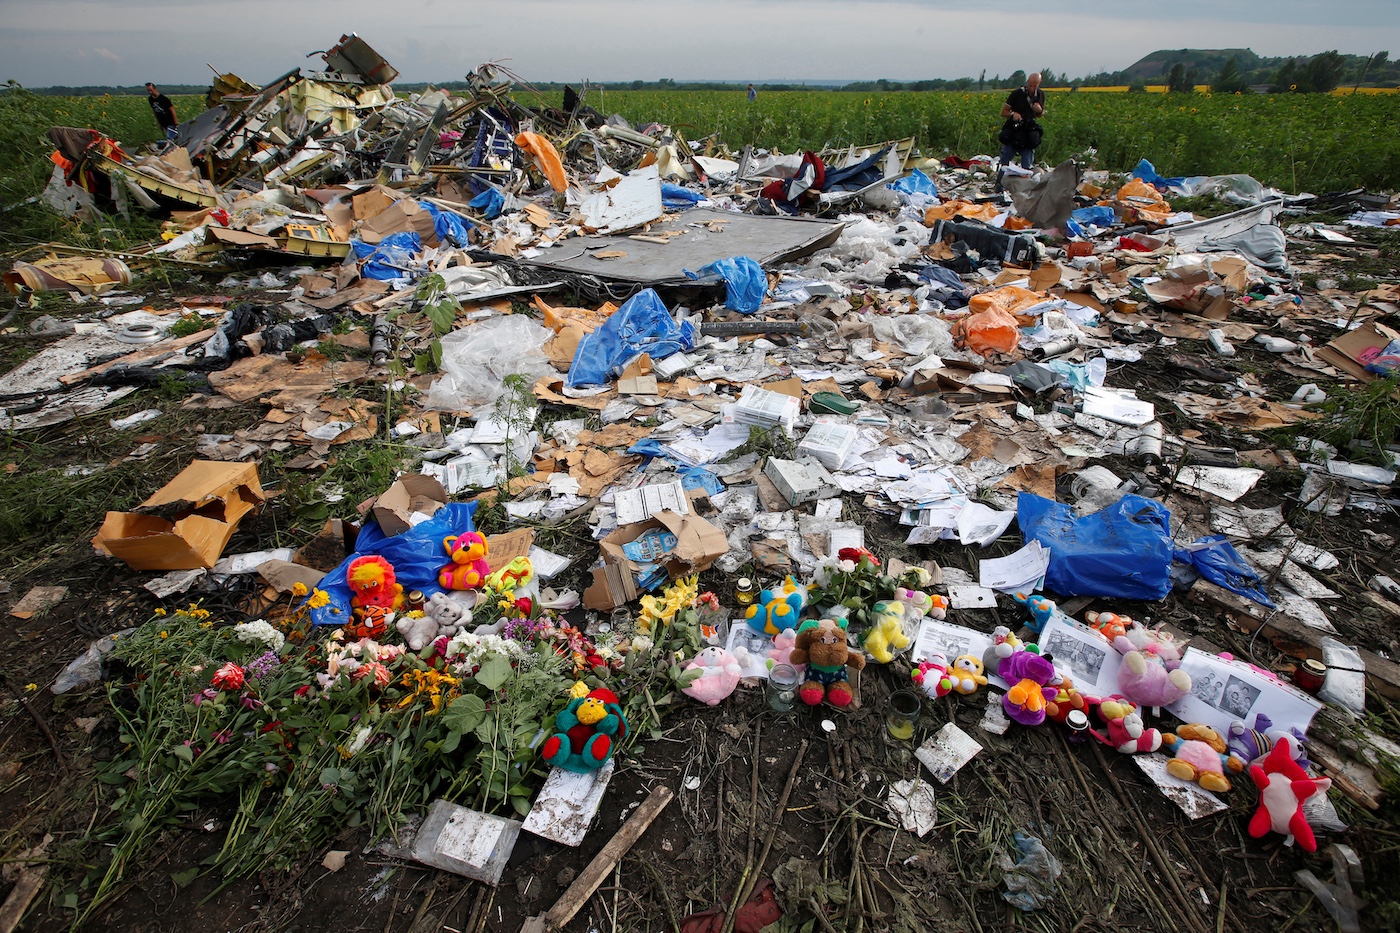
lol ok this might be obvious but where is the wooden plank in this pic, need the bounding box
[0,868,45,933]
[1307,740,1384,810]
[521,784,674,933]
[58,328,216,386]
[1187,579,1400,702]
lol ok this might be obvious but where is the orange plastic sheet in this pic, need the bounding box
[533,295,617,334]
[954,307,1021,356]
[924,199,1002,224]
[967,285,1045,317]
[1110,178,1172,225]
[514,131,567,192]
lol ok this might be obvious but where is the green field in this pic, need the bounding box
[3,86,1399,253]
[568,88,1400,194]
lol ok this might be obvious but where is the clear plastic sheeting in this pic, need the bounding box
[423,315,555,412]
[870,314,954,357]
[1317,637,1366,717]
[998,831,1063,911]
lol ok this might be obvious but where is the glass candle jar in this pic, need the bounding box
[734,578,756,607]
[767,664,799,712]
[886,689,922,741]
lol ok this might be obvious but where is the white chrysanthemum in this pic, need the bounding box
[345,726,373,757]
[445,631,528,673]
[233,619,285,652]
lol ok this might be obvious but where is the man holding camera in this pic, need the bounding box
[997,72,1045,178]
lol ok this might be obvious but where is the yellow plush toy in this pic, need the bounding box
[862,600,911,663]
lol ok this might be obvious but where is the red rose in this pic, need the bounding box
[211,662,246,691]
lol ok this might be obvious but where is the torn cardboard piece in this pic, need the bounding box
[370,474,448,536]
[583,511,728,610]
[92,461,264,571]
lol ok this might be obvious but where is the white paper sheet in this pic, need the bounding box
[1037,615,1122,698]
[1167,648,1323,737]
[978,541,1050,592]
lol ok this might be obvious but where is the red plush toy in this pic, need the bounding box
[1248,741,1333,852]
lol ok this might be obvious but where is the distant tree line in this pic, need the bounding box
[15,49,1396,98]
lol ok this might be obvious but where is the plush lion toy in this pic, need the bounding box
[346,555,404,639]
[789,617,865,707]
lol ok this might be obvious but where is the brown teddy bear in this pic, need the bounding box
[789,617,866,707]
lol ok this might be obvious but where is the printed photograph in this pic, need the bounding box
[1219,676,1261,718]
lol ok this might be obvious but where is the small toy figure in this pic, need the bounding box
[1085,609,1132,642]
[1090,697,1162,754]
[790,617,866,708]
[745,576,807,636]
[1228,713,1310,769]
[768,629,802,674]
[912,654,954,699]
[998,646,1058,727]
[1162,724,1244,793]
[1248,741,1333,852]
[982,625,1022,675]
[863,600,912,663]
[347,555,405,612]
[948,654,988,695]
[681,646,743,706]
[438,532,490,591]
[541,687,627,773]
[1044,667,1096,726]
[1014,591,1065,634]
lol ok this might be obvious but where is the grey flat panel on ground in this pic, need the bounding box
[517,208,844,286]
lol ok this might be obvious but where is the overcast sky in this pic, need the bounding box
[2,0,1398,88]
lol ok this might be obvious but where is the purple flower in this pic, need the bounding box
[240,694,264,710]
[246,650,281,681]
[212,729,231,744]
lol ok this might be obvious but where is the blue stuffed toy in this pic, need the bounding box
[541,688,627,773]
[744,575,807,635]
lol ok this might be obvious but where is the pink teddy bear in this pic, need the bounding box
[681,646,743,706]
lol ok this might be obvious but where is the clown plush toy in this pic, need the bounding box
[541,688,627,773]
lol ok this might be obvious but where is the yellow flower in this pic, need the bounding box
[159,631,169,639]
[569,680,590,699]
[153,608,167,617]
[307,589,330,609]
[24,683,38,692]
[292,582,309,597]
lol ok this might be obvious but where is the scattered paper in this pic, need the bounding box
[1131,754,1227,819]
[614,480,690,524]
[949,584,996,609]
[886,779,938,837]
[1175,465,1264,502]
[979,541,1050,593]
[916,723,983,783]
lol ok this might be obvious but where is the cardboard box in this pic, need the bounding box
[371,474,448,536]
[356,199,439,247]
[763,457,840,507]
[1317,319,1400,382]
[92,461,264,570]
[583,511,728,610]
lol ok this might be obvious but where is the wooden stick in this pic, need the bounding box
[0,868,47,933]
[520,785,674,933]
[729,739,809,932]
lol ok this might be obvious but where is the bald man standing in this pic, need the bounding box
[997,72,1045,178]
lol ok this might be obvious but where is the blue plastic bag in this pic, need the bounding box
[890,168,938,197]
[468,187,506,220]
[1070,206,1116,228]
[661,183,704,210]
[1131,158,1186,192]
[678,465,724,496]
[684,256,766,314]
[351,231,422,281]
[308,501,478,626]
[1017,493,1174,601]
[419,200,473,247]
[567,289,697,388]
[1173,535,1276,608]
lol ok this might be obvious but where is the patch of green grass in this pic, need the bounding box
[1310,376,1400,465]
